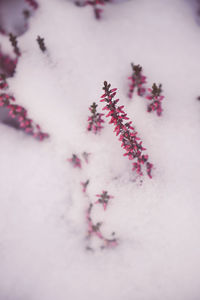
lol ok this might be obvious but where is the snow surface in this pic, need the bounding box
[0,0,200,299]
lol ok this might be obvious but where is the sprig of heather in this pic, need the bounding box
[87,102,104,134]
[0,76,49,140]
[68,154,82,168]
[100,81,153,178]
[81,179,89,193]
[82,151,91,163]
[25,0,39,10]
[146,83,164,116]
[36,36,47,52]
[128,63,146,99]
[0,51,17,77]
[86,203,118,249]
[9,34,21,57]
[95,190,113,210]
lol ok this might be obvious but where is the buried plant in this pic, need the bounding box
[100,81,153,178]
[68,154,82,168]
[128,63,146,99]
[146,83,164,116]
[87,102,104,134]
[95,190,113,210]
[86,202,118,250]
[0,75,49,140]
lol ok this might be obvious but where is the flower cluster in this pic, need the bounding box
[146,83,163,116]
[127,63,164,117]
[100,81,153,178]
[86,200,118,250]
[68,154,82,168]
[0,51,17,77]
[87,102,104,134]
[68,152,91,170]
[128,63,146,99]
[0,76,49,140]
[95,190,113,210]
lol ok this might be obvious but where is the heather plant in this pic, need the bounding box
[9,34,21,57]
[100,81,153,178]
[37,36,47,52]
[128,63,146,99]
[146,83,163,116]
[95,190,113,210]
[87,102,104,134]
[86,203,118,250]
[68,154,82,168]
[0,76,49,140]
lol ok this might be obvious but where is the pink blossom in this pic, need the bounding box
[68,154,82,168]
[95,190,113,210]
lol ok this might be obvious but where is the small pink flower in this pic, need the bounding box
[95,190,113,210]
[68,154,82,168]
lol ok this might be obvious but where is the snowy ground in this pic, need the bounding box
[0,0,200,299]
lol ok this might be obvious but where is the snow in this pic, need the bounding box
[0,0,200,299]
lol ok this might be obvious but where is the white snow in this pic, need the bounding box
[0,0,200,299]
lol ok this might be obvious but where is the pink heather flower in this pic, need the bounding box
[81,179,89,193]
[95,190,113,210]
[68,154,82,168]
[100,81,153,178]
[87,102,104,134]
[146,83,164,116]
[25,0,38,10]
[86,203,118,250]
[128,63,146,99]
[0,77,49,140]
